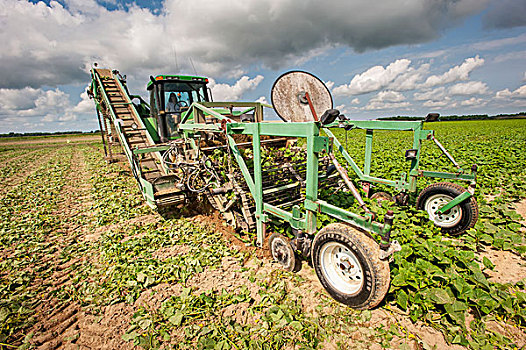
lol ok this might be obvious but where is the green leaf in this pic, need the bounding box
[289,320,303,331]
[427,288,452,305]
[397,290,409,310]
[169,311,183,326]
[482,257,494,270]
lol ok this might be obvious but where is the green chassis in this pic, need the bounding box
[132,101,397,248]
[126,100,478,249]
[323,120,477,215]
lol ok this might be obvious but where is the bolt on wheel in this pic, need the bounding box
[424,193,462,228]
[319,242,364,295]
[311,223,390,309]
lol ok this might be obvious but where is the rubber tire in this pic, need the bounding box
[269,233,301,272]
[311,223,390,309]
[370,191,394,203]
[416,182,478,235]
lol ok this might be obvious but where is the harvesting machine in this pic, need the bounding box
[88,68,478,309]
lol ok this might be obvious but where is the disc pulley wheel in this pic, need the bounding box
[416,182,478,235]
[370,191,394,204]
[311,223,390,309]
[269,233,301,272]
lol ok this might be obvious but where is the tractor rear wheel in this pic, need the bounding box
[311,223,390,309]
[416,182,478,235]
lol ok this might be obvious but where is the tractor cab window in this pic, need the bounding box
[162,82,208,137]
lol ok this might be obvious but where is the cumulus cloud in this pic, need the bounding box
[449,81,488,95]
[371,91,406,103]
[423,56,484,87]
[256,96,269,105]
[0,86,92,130]
[208,75,264,101]
[413,87,447,101]
[460,97,486,106]
[333,59,411,96]
[388,63,431,91]
[364,90,409,110]
[0,0,490,90]
[496,85,526,99]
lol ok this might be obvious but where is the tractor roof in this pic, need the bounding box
[147,74,209,89]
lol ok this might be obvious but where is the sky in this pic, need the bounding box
[0,0,525,133]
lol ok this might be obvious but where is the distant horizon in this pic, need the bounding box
[1,111,524,136]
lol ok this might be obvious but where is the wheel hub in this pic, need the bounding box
[424,194,462,228]
[320,242,364,295]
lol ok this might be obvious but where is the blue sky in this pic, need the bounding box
[1,0,525,132]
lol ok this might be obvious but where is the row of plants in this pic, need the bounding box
[0,146,76,346]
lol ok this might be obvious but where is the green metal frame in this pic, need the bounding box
[323,120,477,208]
[178,102,392,247]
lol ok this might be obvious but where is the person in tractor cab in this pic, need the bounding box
[166,92,180,136]
[166,92,179,113]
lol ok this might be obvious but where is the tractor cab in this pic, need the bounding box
[147,75,210,142]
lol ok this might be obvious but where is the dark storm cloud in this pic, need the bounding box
[484,0,526,29]
[0,0,490,90]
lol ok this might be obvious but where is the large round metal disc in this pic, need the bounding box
[271,71,333,122]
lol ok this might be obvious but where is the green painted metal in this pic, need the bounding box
[146,74,208,89]
[252,123,265,247]
[323,119,476,195]
[364,129,373,176]
[435,191,473,214]
[132,145,170,155]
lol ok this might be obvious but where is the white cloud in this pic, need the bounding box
[370,91,406,103]
[365,91,409,110]
[496,85,526,100]
[413,87,446,101]
[423,56,484,87]
[256,96,269,104]
[388,63,430,91]
[0,87,89,129]
[449,81,488,95]
[460,97,486,106]
[470,33,526,51]
[350,98,360,104]
[325,81,335,90]
[333,59,411,96]
[208,75,264,101]
[364,101,411,110]
[493,50,526,63]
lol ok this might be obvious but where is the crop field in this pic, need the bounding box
[0,119,525,350]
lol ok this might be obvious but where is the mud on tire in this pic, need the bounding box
[311,223,390,309]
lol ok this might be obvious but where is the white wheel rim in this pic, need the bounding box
[424,194,462,228]
[319,242,364,295]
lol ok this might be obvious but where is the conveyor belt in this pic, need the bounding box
[90,68,184,207]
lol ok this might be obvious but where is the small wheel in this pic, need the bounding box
[416,182,478,235]
[311,223,390,309]
[269,233,301,272]
[370,191,393,203]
